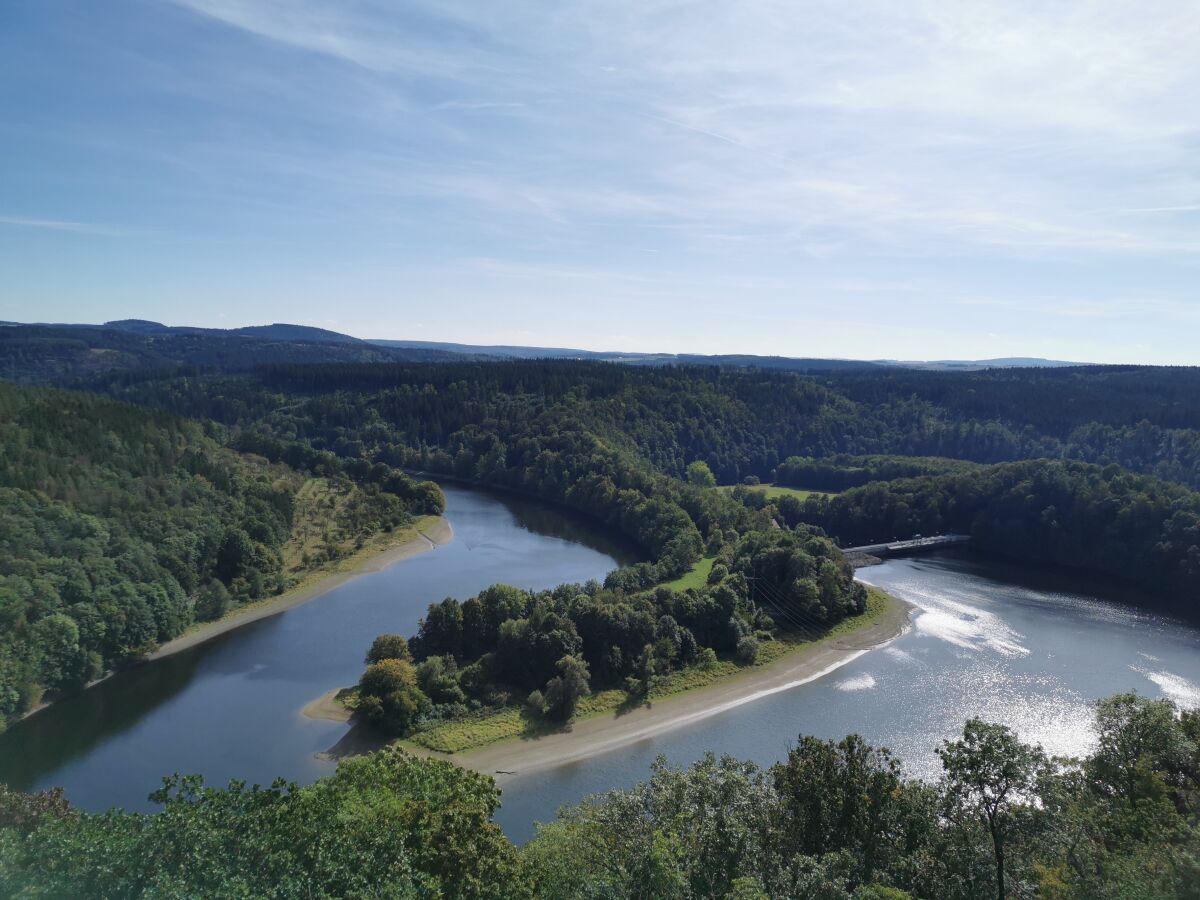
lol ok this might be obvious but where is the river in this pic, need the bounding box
[0,484,638,812]
[492,551,1200,840]
[4,510,1200,844]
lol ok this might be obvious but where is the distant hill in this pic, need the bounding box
[0,322,467,383]
[0,319,1092,382]
[372,339,1087,371]
[101,318,179,335]
[370,339,649,360]
[371,339,885,371]
[228,323,366,344]
[101,319,366,345]
[642,354,885,372]
[883,357,1084,371]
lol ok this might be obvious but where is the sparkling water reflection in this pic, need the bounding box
[493,552,1200,840]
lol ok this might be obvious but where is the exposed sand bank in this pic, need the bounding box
[449,593,913,782]
[302,688,353,723]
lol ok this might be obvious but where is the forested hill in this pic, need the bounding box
[84,359,1200,491]
[7,326,1200,488]
[0,322,472,384]
[0,383,442,730]
[792,460,1200,607]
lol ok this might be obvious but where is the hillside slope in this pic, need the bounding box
[0,383,440,729]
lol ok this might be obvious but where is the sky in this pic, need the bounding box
[1,1,1199,363]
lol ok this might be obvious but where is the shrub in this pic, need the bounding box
[365,633,411,664]
[357,658,430,735]
[735,636,760,665]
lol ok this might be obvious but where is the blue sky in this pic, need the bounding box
[2,1,1198,363]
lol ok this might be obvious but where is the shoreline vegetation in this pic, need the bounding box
[14,515,453,727]
[150,515,453,661]
[307,586,910,779]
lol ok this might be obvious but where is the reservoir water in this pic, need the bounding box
[493,552,1200,840]
[4,497,1200,845]
[0,484,637,812]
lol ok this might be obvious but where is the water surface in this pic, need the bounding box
[0,484,636,812]
[493,552,1200,840]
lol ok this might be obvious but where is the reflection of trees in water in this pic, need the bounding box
[0,640,208,791]
[484,490,644,567]
[928,550,1188,625]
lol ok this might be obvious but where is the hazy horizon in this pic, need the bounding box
[3,2,1199,365]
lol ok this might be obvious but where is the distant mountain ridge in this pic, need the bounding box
[0,319,1089,376]
[883,356,1083,371]
[372,338,1084,371]
[0,321,466,383]
[372,339,886,371]
[101,319,367,345]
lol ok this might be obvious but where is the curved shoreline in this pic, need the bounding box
[149,517,453,662]
[302,688,354,723]
[11,518,454,727]
[441,591,913,782]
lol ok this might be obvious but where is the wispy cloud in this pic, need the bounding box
[5,0,1200,362]
[152,0,1200,259]
[0,215,127,237]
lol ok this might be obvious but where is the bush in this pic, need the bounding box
[543,655,591,722]
[525,689,545,717]
[735,636,760,665]
[365,633,411,664]
[357,659,430,735]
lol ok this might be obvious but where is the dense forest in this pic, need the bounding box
[790,460,1200,607]
[0,383,442,730]
[62,359,1200,491]
[6,356,1196,731]
[2,693,1196,899]
[773,454,983,491]
[0,322,465,384]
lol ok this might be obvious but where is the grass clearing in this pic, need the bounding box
[283,476,422,577]
[663,556,716,591]
[719,483,834,501]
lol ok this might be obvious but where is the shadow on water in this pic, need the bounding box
[465,485,643,568]
[919,547,1197,626]
[0,646,207,791]
[318,721,388,762]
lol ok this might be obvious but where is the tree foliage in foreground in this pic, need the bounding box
[1,694,1197,898]
[526,694,1200,900]
[0,748,528,898]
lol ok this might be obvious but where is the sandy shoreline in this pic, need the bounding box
[11,518,453,728]
[148,516,453,662]
[452,592,913,782]
[302,688,354,723]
